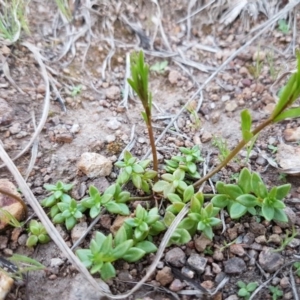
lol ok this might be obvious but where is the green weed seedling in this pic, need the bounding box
[237,281,258,300]
[268,144,278,154]
[150,60,168,74]
[26,220,50,247]
[278,19,289,34]
[71,85,82,97]
[212,136,231,162]
[269,286,283,300]
[41,181,73,218]
[55,0,72,21]
[293,262,300,277]
[273,227,297,252]
[0,208,23,228]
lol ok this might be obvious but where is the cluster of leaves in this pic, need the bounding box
[269,286,283,300]
[237,281,258,299]
[164,145,203,179]
[115,151,157,193]
[76,204,166,281]
[26,220,50,247]
[211,168,289,222]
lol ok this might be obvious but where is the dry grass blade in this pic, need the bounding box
[186,0,197,41]
[290,266,299,300]
[119,52,131,109]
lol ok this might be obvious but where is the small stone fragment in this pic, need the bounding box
[225,295,239,300]
[268,234,282,245]
[165,248,186,267]
[224,257,246,275]
[105,86,120,100]
[0,236,8,249]
[194,234,212,252]
[252,50,266,61]
[155,266,174,286]
[77,152,112,178]
[211,111,221,123]
[280,276,290,289]
[0,98,13,125]
[168,70,181,85]
[0,270,14,300]
[50,258,64,268]
[9,123,21,134]
[288,238,300,248]
[70,124,80,133]
[276,143,300,172]
[110,215,128,235]
[55,132,73,143]
[212,263,222,274]
[169,279,185,292]
[249,222,266,235]
[71,222,88,244]
[225,101,238,112]
[0,179,25,231]
[201,131,212,143]
[107,119,121,130]
[213,250,224,261]
[259,248,284,273]
[283,127,300,142]
[229,244,245,256]
[181,266,194,278]
[187,253,207,274]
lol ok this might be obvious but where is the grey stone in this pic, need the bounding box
[0,98,13,125]
[105,134,116,143]
[107,119,121,130]
[168,70,181,84]
[249,222,266,235]
[9,123,21,134]
[181,266,194,278]
[225,295,239,300]
[225,101,238,112]
[256,155,267,166]
[187,253,207,274]
[50,258,64,268]
[17,234,28,246]
[155,266,173,286]
[71,222,88,244]
[288,238,300,248]
[194,234,212,252]
[276,143,300,170]
[224,257,246,275]
[259,248,284,273]
[165,248,186,267]
[105,86,120,100]
[68,273,109,300]
[169,279,185,292]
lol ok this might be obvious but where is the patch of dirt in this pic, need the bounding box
[1,1,300,300]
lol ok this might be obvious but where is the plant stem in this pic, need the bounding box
[193,117,273,189]
[145,108,158,182]
[129,195,153,201]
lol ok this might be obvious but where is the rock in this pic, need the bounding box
[169,279,185,292]
[107,119,121,130]
[0,236,8,249]
[105,86,120,100]
[211,111,221,123]
[224,257,246,275]
[71,222,87,244]
[259,248,284,273]
[77,152,112,178]
[67,273,110,300]
[105,135,116,143]
[0,179,25,231]
[241,78,251,87]
[118,270,132,281]
[268,234,282,245]
[9,123,21,134]
[70,124,80,133]
[155,267,173,286]
[240,150,257,159]
[255,235,267,244]
[243,232,255,245]
[17,233,27,246]
[280,276,290,289]
[229,244,245,256]
[213,250,224,261]
[110,215,128,235]
[90,177,110,193]
[239,67,250,76]
[50,258,64,268]
[37,84,46,93]
[225,101,238,112]
[181,266,194,278]
[165,248,186,267]
[249,222,266,235]
[187,253,207,274]
[225,295,239,300]
[252,50,266,61]
[55,132,73,143]
[201,280,214,289]
[221,95,230,102]
[276,207,296,228]
[168,70,181,85]
[0,270,14,300]
[212,263,222,274]
[201,131,212,143]
[288,238,300,248]
[99,214,112,229]
[255,155,267,166]
[0,98,13,125]
[276,143,300,171]
[194,234,212,252]
[227,227,238,240]
[283,292,293,300]
[284,127,300,142]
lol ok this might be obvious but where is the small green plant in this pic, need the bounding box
[278,19,289,34]
[267,51,280,80]
[212,136,231,162]
[41,181,73,218]
[150,60,168,74]
[115,151,157,193]
[186,102,201,129]
[164,145,203,179]
[55,0,72,21]
[278,173,287,182]
[248,47,263,79]
[237,281,258,299]
[268,144,278,154]
[71,85,82,97]
[52,197,86,230]
[26,220,50,247]
[273,227,297,252]
[269,286,283,300]
[124,204,165,242]
[0,208,23,228]
[230,173,239,182]
[203,246,214,255]
[293,261,300,277]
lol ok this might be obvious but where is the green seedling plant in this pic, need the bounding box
[164,145,203,179]
[41,181,73,218]
[278,173,287,182]
[150,60,168,74]
[293,262,300,277]
[237,281,258,300]
[278,19,289,34]
[55,0,72,21]
[186,104,201,129]
[52,197,86,230]
[273,226,297,252]
[115,150,157,193]
[268,144,278,154]
[269,286,283,300]
[71,85,82,97]
[128,51,158,177]
[81,184,130,218]
[0,208,23,228]
[26,220,50,247]
[212,136,231,162]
